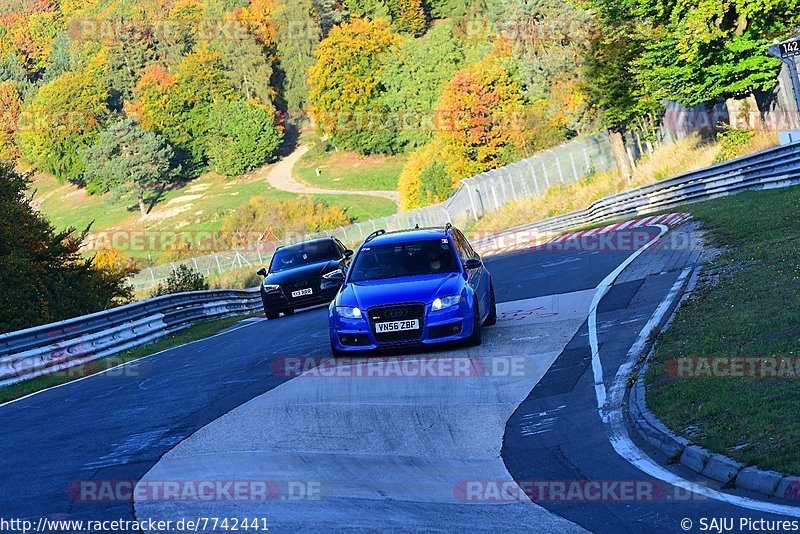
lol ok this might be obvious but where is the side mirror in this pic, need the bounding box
[343,249,354,259]
[325,270,345,282]
[257,268,267,277]
[464,258,482,270]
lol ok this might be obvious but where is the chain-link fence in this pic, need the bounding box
[130,133,614,290]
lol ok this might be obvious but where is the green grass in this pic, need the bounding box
[0,314,253,404]
[294,150,407,191]
[646,185,800,475]
[30,170,396,262]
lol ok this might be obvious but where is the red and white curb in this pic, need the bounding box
[479,213,692,257]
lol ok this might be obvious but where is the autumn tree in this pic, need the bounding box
[0,1,63,75]
[308,17,401,153]
[237,0,278,50]
[17,71,108,182]
[390,0,427,36]
[434,43,526,180]
[398,140,456,209]
[82,118,180,217]
[0,82,22,160]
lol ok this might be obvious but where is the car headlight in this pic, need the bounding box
[335,306,362,319]
[263,284,280,291]
[432,295,461,311]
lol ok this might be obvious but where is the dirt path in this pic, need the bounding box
[260,145,400,204]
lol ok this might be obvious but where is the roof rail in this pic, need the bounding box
[365,229,386,243]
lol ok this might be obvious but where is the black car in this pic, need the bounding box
[256,237,353,319]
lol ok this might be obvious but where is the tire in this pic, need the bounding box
[263,301,279,320]
[467,297,482,346]
[484,283,497,327]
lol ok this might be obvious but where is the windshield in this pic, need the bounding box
[270,241,341,272]
[349,239,459,282]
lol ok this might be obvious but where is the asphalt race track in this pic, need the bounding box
[2,223,799,533]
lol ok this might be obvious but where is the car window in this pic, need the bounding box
[349,240,459,282]
[458,230,477,259]
[451,231,471,264]
[270,241,340,272]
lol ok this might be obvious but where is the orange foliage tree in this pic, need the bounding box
[236,0,277,50]
[435,42,525,180]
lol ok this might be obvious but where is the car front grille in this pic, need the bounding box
[368,303,425,343]
[282,278,321,304]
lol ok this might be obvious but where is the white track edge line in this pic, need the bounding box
[589,226,800,516]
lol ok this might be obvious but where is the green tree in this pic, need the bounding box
[150,264,209,298]
[206,99,283,176]
[103,33,159,112]
[632,0,798,107]
[427,0,499,18]
[313,0,349,36]
[82,119,180,217]
[274,0,321,115]
[381,22,467,149]
[346,0,427,35]
[0,53,31,95]
[0,162,134,333]
[42,31,74,83]
[17,71,108,182]
[212,36,276,106]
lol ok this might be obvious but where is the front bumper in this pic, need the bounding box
[262,284,340,312]
[329,301,475,353]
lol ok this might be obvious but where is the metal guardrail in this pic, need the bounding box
[0,289,261,387]
[471,140,800,250]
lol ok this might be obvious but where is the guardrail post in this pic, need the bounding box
[569,152,579,180]
[549,150,564,183]
[541,158,550,188]
[465,179,478,220]
[441,208,451,224]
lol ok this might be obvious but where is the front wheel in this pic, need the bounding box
[467,297,482,346]
[484,283,497,326]
[263,301,279,320]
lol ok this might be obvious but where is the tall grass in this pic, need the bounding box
[473,133,778,233]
